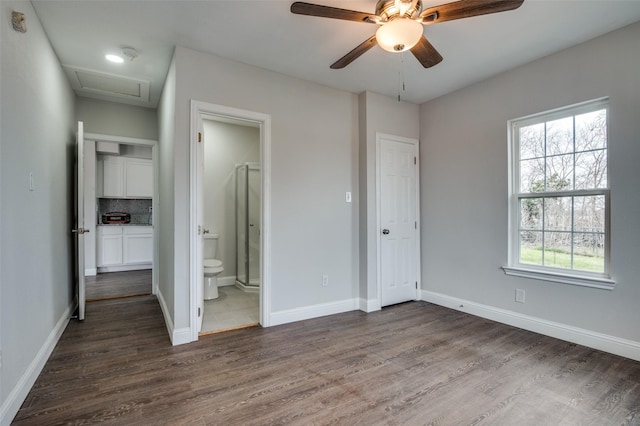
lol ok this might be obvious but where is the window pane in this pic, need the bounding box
[520,158,545,192]
[546,155,573,191]
[543,197,572,232]
[520,198,542,230]
[543,232,572,269]
[519,123,545,160]
[574,195,605,233]
[575,150,607,189]
[575,109,607,152]
[546,116,573,155]
[520,231,542,265]
[573,233,605,273]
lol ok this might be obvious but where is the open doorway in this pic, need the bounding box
[83,133,159,303]
[190,101,271,340]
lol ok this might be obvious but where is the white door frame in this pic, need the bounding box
[189,100,272,341]
[375,132,421,307]
[84,132,159,295]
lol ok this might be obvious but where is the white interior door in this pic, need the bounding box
[378,134,419,307]
[73,121,88,320]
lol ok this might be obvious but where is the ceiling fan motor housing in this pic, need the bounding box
[375,0,423,21]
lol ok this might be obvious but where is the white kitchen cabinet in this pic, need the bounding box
[123,226,153,264]
[125,159,153,198]
[97,226,123,266]
[100,156,125,197]
[97,226,152,271]
[98,156,152,198]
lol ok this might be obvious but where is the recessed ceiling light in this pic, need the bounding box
[105,54,124,63]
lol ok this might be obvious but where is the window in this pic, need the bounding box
[505,99,614,289]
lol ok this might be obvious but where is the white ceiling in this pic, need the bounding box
[31,0,640,108]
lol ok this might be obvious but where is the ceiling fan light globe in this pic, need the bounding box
[376,18,423,53]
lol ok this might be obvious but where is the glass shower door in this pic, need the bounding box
[236,165,247,286]
[247,167,260,286]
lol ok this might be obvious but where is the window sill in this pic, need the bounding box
[502,266,615,290]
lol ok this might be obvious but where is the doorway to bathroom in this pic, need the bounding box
[190,101,271,339]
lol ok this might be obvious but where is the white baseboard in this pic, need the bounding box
[97,264,151,273]
[84,268,97,276]
[217,276,236,287]
[269,298,359,327]
[358,298,381,313]
[0,303,72,426]
[421,290,640,362]
[171,328,192,345]
[156,290,192,346]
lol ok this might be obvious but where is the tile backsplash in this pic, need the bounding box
[98,198,152,225]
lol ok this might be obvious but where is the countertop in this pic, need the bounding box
[97,223,152,226]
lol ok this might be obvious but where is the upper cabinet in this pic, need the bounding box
[98,156,152,198]
[125,158,153,198]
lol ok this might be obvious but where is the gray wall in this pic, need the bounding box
[1,1,76,421]
[358,91,420,309]
[157,54,177,332]
[167,46,359,330]
[76,97,158,140]
[203,120,260,281]
[419,22,640,342]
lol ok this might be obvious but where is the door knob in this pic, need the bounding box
[71,228,89,234]
[382,229,390,235]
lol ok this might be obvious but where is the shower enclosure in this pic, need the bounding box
[236,163,260,290]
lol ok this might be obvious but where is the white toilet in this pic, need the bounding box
[203,234,224,300]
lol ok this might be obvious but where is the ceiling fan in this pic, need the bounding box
[291,0,524,69]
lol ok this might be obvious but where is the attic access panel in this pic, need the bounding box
[64,65,150,103]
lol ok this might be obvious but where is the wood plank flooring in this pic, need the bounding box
[13,297,640,425]
[85,270,151,301]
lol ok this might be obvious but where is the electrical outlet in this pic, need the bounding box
[515,289,526,303]
[345,192,352,203]
[322,274,328,287]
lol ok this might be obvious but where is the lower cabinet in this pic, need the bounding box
[97,226,152,271]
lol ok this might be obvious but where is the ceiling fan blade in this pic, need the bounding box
[330,35,378,69]
[410,36,443,68]
[291,2,378,23]
[419,0,524,24]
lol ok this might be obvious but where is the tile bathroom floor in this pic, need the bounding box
[201,285,259,334]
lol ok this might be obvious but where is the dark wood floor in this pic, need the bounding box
[85,270,151,301]
[14,297,640,425]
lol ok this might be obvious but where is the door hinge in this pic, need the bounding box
[415,221,417,229]
[415,281,418,289]
[198,132,202,143]
[198,307,201,317]
[414,156,416,165]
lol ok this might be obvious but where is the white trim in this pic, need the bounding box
[189,100,272,340]
[358,298,381,313]
[84,268,97,276]
[171,328,192,346]
[502,266,615,290]
[269,299,359,327]
[84,133,156,147]
[156,289,191,345]
[421,290,640,362]
[507,98,611,281]
[0,304,72,425]
[217,276,236,287]
[375,133,421,308]
[97,264,151,273]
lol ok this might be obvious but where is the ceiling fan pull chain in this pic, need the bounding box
[397,52,407,102]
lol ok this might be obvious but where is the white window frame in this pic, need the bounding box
[503,98,615,290]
